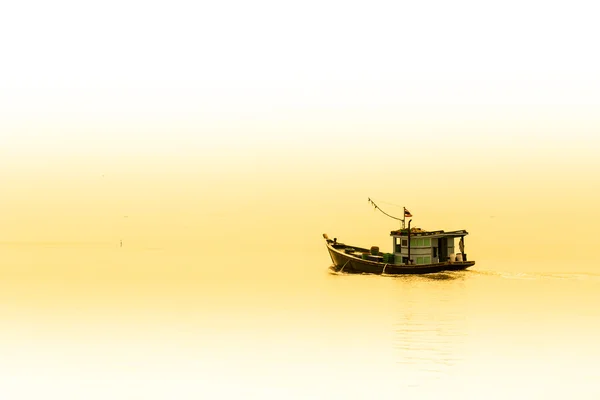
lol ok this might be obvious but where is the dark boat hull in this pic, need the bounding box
[326,242,475,275]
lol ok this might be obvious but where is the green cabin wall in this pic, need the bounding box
[393,235,456,264]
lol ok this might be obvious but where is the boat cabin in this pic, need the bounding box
[390,229,469,265]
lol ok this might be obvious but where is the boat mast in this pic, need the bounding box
[407,219,412,264]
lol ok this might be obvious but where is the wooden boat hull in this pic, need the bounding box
[326,241,475,275]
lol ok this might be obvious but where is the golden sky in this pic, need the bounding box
[2,6,600,399]
[1,0,599,263]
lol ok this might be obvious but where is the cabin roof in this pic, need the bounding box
[390,229,468,238]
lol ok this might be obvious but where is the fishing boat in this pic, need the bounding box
[324,199,475,275]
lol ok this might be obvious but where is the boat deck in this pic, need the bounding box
[326,241,474,275]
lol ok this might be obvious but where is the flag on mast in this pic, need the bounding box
[404,208,412,218]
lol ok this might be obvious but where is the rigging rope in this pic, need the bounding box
[367,198,403,221]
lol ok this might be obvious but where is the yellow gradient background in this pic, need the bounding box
[2,0,600,398]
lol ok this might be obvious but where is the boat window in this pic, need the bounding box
[417,257,424,264]
[402,239,408,247]
[424,256,430,264]
[410,238,431,247]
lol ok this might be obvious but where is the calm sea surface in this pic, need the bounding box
[1,242,599,399]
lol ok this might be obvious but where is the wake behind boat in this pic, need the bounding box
[324,199,475,275]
